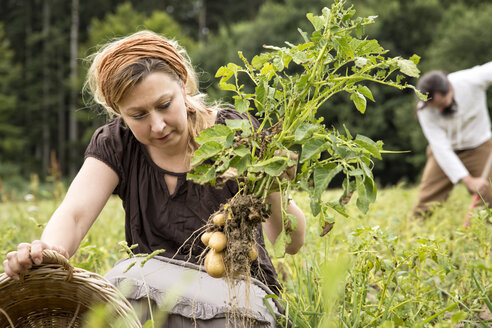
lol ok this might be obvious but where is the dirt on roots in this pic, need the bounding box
[203,194,270,278]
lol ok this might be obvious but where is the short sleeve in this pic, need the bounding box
[84,118,126,187]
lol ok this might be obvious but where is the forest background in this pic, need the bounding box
[0,0,492,195]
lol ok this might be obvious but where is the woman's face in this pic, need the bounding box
[118,72,188,155]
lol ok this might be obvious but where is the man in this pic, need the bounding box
[413,62,492,217]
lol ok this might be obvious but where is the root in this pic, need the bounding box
[197,194,271,327]
[223,195,268,277]
[201,194,269,279]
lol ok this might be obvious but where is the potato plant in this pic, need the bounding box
[188,0,424,279]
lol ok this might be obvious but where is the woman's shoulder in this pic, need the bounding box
[94,116,127,135]
[85,117,137,163]
[89,117,133,146]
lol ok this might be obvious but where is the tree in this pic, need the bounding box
[84,2,196,53]
[0,23,21,176]
[68,0,80,177]
[424,2,492,73]
[192,0,329,100]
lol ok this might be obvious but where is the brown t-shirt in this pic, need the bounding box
[84,109,281,293]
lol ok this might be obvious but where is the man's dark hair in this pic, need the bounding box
[417,70,450,100]
[415,70,456,115]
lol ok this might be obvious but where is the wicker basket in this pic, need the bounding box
[0,250,142,328]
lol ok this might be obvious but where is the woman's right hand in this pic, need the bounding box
[3,240,69,280]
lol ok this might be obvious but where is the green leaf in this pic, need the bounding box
[251,53,270,70]
[357,85,374,102]
[271,229,287,257]
[282,54,292,68]
[334,35,354,58]
[355,23,364,38]
[450,312,468,325]
[354,134,381,160]
[291,50,308,64]
[235,98,250,114]
[414,88,427,101]
[297,28,309,43]
[191,141,223,166]
[295,123,318,141]
[226,62,241,73]
[360,160,373,179]
[314,165,342,198]
[195,125,234,147]
[143,321,153,328]
[354,57,368,68]
[233,145,250,157]
[355,39,384,56]
[215,65,233,79]
[330,134,354,158]
[187,164,216,185]
[216,157,230,172]
[218,82,236,91]
[300,138,326,163]
[272,57,284,71]
[306,13,324,31]
[229,154,251,175]
[255,81,267,107]
[295,74,309,91]
[348,168,364,177]
[225,119,252,137]
[321,7,331,21]
[342,9,356,22]
[260,62,275,81]
[341,178,356,205]
[356,176,377,214]
[326,201,348,217]
[342,124,353,139]
[310,197,321,216]
[350,91,367,113]
[410,54,421,65]
[397,58,420,77]
[225,119,250,131]
[250,156,288,176]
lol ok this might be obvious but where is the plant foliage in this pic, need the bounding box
[188,0,424,237]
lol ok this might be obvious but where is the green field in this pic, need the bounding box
[1,184,491,327]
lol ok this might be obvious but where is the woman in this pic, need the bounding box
[3,31,306,327]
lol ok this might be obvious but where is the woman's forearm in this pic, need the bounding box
[40,157,119,258]
[264,192,306,254]
[41,207,89,258]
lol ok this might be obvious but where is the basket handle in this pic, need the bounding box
[41,249,73,269]
[21,249,74,281]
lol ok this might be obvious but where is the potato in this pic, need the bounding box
[212,212,226,226]
[208,231,227,252]
[205,250,225,278]
[201,231,213,246]
[249,244,258,261]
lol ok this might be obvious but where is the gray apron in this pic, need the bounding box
[104,256,283,327]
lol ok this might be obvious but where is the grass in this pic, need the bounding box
[0,182,490,327]
[271,183,492,327]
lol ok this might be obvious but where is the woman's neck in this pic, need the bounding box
[146,143,189,173]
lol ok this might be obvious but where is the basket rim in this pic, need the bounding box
[0,250,142,328]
